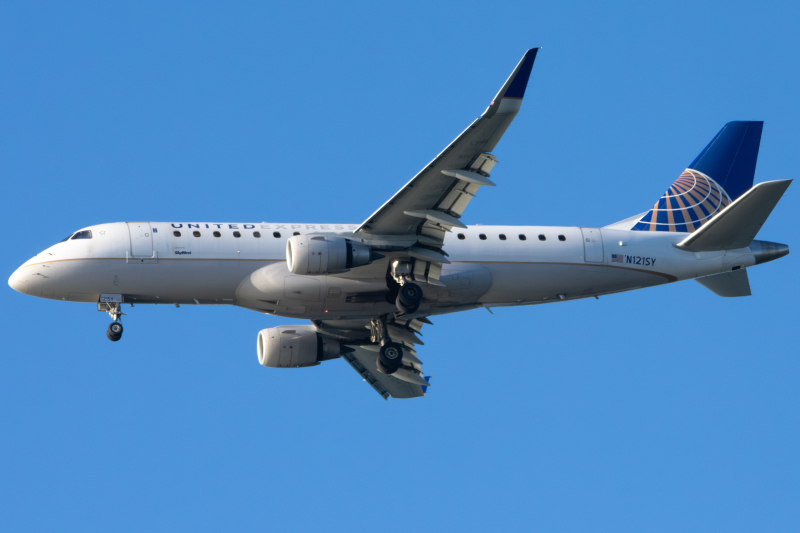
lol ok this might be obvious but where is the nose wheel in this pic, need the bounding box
[107,322,124,342]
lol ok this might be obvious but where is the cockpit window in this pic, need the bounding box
[71,230,92,240]
[59,235,72,242]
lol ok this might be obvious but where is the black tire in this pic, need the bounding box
[396,298,415,315]
[377,343,403,374]
[107,322,123,342]
[398,283,422,306]
[396,283,422,314]
[376,357,394,374]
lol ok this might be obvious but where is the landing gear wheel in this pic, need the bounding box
[107,322,123,342]
[377,343,403,374]
[396,283,422,314]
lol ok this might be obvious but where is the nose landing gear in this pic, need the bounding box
[99,300,126,342]
[107,322,123,342]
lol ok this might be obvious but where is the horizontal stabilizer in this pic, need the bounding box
[676,180,792,252]
[695,269,751,297]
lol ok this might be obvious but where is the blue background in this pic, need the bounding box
[1,1,798,531]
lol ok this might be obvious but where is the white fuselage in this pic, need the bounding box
[9,221,756,319]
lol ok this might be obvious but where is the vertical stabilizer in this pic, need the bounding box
[689,121,763,202]
[632,121,764,233]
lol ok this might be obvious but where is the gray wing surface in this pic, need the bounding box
[356,48,540,241]
[342,347,426,400]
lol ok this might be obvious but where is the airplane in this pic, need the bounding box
[8,49,791,400]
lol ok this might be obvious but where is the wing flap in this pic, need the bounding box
[343,347,426,400]
[317,317,432,400]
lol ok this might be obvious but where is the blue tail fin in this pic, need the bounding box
[632,121,764,232]
[690,121,764,201]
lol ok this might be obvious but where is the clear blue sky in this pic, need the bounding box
[2,1,798,531]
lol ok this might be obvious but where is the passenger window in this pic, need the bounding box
[253,231,261,238]
[193,231,201,237]
[213,231,221,237]
[499,234,506,240]
[457,233,465,240]
[538,234,546,241]
[519,234,526,241]
[479,234,487,240]
[173,231,181,237]
[71,230,92,240]
[293,232,300,236]
[558,235,566,241]
[233,231,241,238]
[273,232,281,238]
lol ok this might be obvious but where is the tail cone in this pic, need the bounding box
[749,240,789,265]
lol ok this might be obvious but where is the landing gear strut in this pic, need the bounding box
[99,301,126,342]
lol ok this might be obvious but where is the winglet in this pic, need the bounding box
[483,48,540,117]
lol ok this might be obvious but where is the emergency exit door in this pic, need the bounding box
[580,228,605,263]
[127,222,153,258]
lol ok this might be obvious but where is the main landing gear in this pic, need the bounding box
[396,282,423,315]
[378,343,404,374]
[388,261,424,315]
[370,316,404,374]
[99,301,126,342]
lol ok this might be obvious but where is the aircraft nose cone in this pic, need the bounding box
[8,268,27,294]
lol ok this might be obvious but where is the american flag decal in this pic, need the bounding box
[611,254,624,263]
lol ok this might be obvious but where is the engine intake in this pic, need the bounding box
[257,326,342,368]
[286,234,371,275]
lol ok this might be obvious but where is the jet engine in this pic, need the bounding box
[257,326,343,368]
[286,234,372,275]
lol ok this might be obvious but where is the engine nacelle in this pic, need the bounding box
[257,326,342,368]
[286,234,371,275]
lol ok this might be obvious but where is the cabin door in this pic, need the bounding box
[127,222,154,258]
[580,228,605,263]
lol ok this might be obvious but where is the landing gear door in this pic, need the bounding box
[127,222,156,263]
[580,228,605,263]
